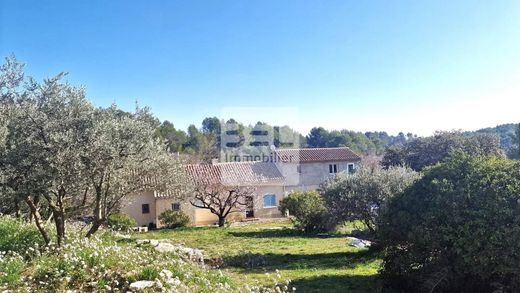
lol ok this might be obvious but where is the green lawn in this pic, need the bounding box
[134,220,382,292]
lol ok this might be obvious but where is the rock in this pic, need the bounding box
[136,239,150,245]
[347,237,372,248]
[167,277,181,286]
[114,232,131,239]
[155,242,177,253]
[136,239,159,247]
[139,239,204,264]
[129,280,155,290]
[154,242,204,263]
[160,269,173,280]
[181,247,204,263]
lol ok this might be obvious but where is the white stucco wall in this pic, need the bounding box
[277,161,357,190]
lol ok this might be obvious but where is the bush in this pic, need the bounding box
[321,165,419,233]
[279,191,327,233]
[158,210,190,229]
[0,216,44,257]
[378,154,520,292]
[107,213,137,232]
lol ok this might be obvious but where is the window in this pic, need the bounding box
[329,164,338,174]
[172,203,181,211]
[141,204,150,214]
[263,194,277,208]
[348,163,355,174]
[297,165,302,173]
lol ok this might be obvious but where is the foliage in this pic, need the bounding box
[382,130,503,170]
[380,146,406,168]
[80,105,188,237]
[107,213,137,232]
[0,216,44,258]
[321,165,419,233]
[0,56,187,244]
[378,154,520,292]
[279,191,327,233]
[306,127,414,155]
[506,123,520,160]
[158,210,191,229]
[156,120,188,153]
[474,122,519,150]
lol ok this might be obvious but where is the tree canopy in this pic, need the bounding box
[378,154,520,292]
[381,131,503,170]
[0,56,186,245]
[321,164,420,233]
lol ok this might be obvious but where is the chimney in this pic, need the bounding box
[211,158,219,165]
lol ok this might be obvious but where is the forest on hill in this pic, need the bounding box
[155,117,520,161]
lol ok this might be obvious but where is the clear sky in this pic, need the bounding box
[1,0,519,136]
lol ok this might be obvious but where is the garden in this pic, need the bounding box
[134,220,382,293]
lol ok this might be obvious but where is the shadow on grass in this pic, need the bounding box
[216,249,380,271]
[228,229,342,239]
[290,274,381,293]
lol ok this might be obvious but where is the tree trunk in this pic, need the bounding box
[87,183,104,238]
[86,218,104,238]
[53,210,66,247]
[14,201,21,218]
[25,197,51,245]
[218,216,226,227]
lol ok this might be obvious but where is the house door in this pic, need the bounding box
[245,196,254,218]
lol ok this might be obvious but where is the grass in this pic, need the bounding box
[134,220,382,292]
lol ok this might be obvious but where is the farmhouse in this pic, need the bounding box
[122,147,361,227]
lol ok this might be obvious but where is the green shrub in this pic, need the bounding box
[158,210,190,229]
[138,267,160,280]
[107,213,137,232]
[0,216,44,257]
[378,154,520,292]
[279,191,327,233]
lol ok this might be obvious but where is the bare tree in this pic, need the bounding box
[189,180,255,227]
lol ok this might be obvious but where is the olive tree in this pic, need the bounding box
[0,55,24,216]
[81,105,188,236]
[2,71,94,246]
[321,164,420,233]
[0,56,188,245]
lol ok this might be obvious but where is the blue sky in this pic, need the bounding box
[1,1,519,136]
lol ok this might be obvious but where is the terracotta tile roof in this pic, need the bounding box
[185,161,284,186]
[273,147,361,163]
